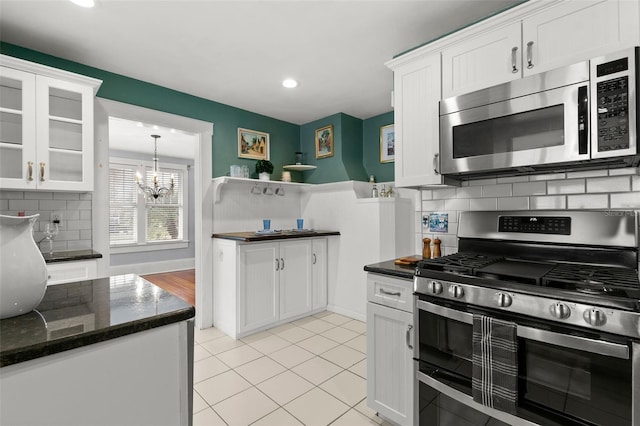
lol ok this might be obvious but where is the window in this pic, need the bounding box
[109,157,188,252]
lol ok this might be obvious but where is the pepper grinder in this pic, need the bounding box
[422,238,431,259]
[433,237,441,258]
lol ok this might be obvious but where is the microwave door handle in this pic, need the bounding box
[417,300,629,359]
[578,85,589,155]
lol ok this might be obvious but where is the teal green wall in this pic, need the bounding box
[363,111,394,182]
[1,42,393,183]
[0,42,299,179]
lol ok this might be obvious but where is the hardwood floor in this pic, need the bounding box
[141,269,195,306]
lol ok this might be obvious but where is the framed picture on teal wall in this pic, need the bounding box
[315,125,334,159]
[238,128,270,160]
[380,124,395,163]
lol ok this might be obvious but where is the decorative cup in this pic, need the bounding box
[282,171,291,182]
[296,219,304,230]
[263,219,271,230]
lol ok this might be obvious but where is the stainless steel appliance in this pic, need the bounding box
[439,47,639,179]
[414,210,640,426]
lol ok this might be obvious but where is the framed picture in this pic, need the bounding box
[380,124,395,163]
[315,125,334,159]
[238,128,270,160]
[429,213,449,233]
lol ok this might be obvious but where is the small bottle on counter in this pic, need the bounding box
[422,238,431,259]
[371,184,378,198]
[433,237,441,258]
[380,184,386,197]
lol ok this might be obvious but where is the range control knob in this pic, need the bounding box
[428,281,443,295]
[550,302,571,320]
[583,308,607,327]
[448,285,464,299]
[495,292,512,308]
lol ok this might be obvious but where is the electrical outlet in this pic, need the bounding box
[51,211,63,223]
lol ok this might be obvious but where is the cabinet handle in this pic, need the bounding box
[526,41,534,69]
[511,46,518,73]
[275,258,280,271]
[313,253,317,264]
[27,161,34,181]
[39,162,46,182]
[280,257,285,270]
[379,288,401,297]
[406,325,414,350]
[433,153,440,175]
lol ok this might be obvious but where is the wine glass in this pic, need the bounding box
[43,223,59,255]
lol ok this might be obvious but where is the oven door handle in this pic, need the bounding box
[417,300,630,359]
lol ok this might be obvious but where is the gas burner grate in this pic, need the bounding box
[417,253,503,275]
[544,263,640,293]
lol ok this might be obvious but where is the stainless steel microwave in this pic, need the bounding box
[439,47,639,179]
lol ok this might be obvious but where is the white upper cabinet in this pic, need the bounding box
[0,56,101,191]
[442,0,640,99]
[522,0,640,77]
[442,22,521,99]
[390,53,445,187]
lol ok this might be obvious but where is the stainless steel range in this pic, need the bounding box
[413,210,640,426]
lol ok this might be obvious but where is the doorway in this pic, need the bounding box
[94,99,213,329]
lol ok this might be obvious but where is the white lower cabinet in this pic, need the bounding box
[46,259,98,285]
[213,237,327,339]
[367,273,414,426]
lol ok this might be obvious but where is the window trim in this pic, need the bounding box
[109,156,189,252]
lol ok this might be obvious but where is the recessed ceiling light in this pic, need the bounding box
[282,79,298,89]
[69,0,95,8]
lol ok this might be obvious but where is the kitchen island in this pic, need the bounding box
[0,274,194,426]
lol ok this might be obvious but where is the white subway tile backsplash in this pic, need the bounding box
[9,199,39,211]
[567,194,609,209]
[482,184,512,198]
[586,176,630,193]
[53,192,80,200]
[24,192,53,200]
[79,193,92,201]
[470,198,497,211]
[456,186,482,199]
[609,168,638,176]
[66,220,92,230]
[432,188,456,200]
[497,197,529,210]
[547,179,585,195]
[422,200,445,211]
[67,200,91,210]
[633,176,640,191]
[0,200,7,211]
[39,200,67,210]
[0,191,21,200]
[566,170,608,179]
[421,190,433,201]
[529,195,566,210]
[468,178,497,186]
[513,181,546,196]
[496,176,529,183]
[529,172,566,181]
[444,198,470,211]
[611,192,640,209]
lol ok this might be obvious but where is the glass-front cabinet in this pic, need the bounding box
[0,56,101,191]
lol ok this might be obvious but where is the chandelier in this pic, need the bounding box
[135,134,174,200]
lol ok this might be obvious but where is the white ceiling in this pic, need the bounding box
[108,117,197,159]
[0,0,523,126]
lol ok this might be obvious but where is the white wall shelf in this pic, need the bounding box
[283,164,317,171]
[212,176,311,203]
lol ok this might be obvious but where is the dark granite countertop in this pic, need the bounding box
[212,230,340,242]
[0,274,194,367]
[43,249,102,264]
[364,258,419,280]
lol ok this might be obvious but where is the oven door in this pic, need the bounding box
[416,298,635,426]
[439,80,590,176]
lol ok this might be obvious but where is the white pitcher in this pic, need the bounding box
[0,214,48,319]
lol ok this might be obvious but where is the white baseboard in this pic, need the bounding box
[327,304,366,322]
[108,258,195,277]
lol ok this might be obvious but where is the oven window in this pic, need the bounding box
[522,340,632,426]
[452,105,564,159]
[418,310,472,378]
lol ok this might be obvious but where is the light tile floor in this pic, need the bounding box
[193,311,390,426]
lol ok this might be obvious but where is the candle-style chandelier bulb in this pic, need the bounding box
[136,134,174,200]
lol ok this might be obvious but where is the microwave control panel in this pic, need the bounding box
[596,76,629,152]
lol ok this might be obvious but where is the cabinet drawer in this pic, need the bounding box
[47,260,97,285]
[367,273,413,313]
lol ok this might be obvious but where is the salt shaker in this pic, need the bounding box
[433,238,441,258]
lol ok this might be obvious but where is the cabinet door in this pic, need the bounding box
[442,22,521,98]
[367,302,414,426]
[0,67,36,190]
[394,53,444,187]
[238,243,279,333]
[35,76,94,191]
[311,238,328,310]
[522,0,640,77]
[279,240,312,321]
